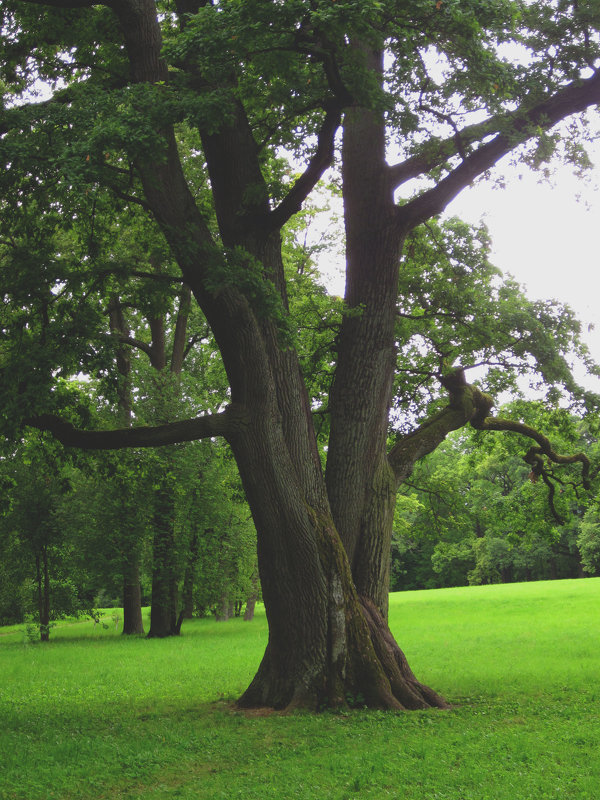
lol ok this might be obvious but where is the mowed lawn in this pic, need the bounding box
[1,578,599,800]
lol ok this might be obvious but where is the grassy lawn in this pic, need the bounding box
[1,578,599,799]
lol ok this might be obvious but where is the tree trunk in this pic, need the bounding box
[228,414,448,711]
[35,548,50,642]
[326,96,404,621]
[243,573,260,621]
[108,3,448,709]
[108,298,145,635]
[181,531,198,619]
[215,593,230,622]
[122,556,144,635]
[147,480,179,638]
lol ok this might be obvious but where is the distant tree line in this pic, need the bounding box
[0,429,258,636]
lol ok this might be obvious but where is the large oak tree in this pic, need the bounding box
[1,0,599,709]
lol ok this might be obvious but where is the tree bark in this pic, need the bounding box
[243,573,260,621]
[107,5,446,708]
[108,299,145,636]
[326,75,404,620]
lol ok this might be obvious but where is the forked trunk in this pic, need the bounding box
[108,3,446,709]
[231,420,447,711]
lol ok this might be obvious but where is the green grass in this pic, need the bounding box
[1,579,600,799]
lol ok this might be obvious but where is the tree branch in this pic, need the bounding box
[472,415,591,491]
[388,369,492,482]
[265,103,342,233]
[388,115,503,190]
[397,68,600,227]
[118,335,154,360]
[389,365,591,527]
[16,0,113,7]
[25,405,248,449]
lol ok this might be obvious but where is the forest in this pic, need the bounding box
[2,0,600,712]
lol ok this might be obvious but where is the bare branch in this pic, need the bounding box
[388,370,491,481]
[25,404,248,449]
[389,365,591,527]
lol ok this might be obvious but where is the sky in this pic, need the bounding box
[316,142,600,393]
[447,145,600,390]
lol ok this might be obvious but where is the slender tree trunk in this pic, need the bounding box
[145,288,190,637]
[147,479,179,638]
[243,573,259,621]
[36,547,51,642]
[108,298,145,635]
[122,556,144,635]
[181,531,198,619]
[215,593,230,621]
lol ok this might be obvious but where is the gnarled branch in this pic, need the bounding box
[389,368,591,526]
[388,369,492,481]
[471,413,591,523]
[472,414,591,490]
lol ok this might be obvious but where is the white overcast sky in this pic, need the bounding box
[316,140,600,392]
[446,144,600,389]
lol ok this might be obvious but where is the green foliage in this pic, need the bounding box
[0,432,92,629]
[578,504,600,576]
[393,217,599,428]
[393,401,595,590]
[2,0,598,436]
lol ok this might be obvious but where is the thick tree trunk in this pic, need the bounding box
[122,557,144,635]
[108,2,448,710]
[230,416,447,711]
[326,96,404,620]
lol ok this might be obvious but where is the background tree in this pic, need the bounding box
[0,434,88,639]
[2,0,599,709]
[393,401,594,590]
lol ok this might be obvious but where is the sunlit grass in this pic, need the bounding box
[1,579,600,799]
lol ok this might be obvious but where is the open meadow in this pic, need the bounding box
[1,578,599,800]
